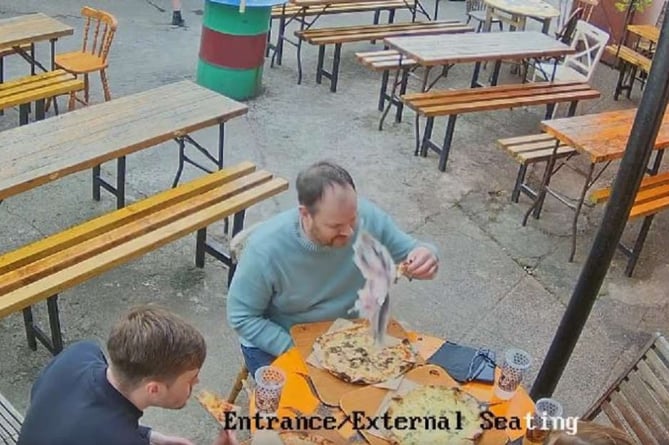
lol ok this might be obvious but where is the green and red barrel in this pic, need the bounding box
[197,0,285,100]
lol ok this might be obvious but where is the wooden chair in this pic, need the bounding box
[573,0,598,22]
[55,6,117,108]
[466,0,502,32]
[226,222,263,403]
[582,332,669,444]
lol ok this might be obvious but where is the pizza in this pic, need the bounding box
[196,390,239,423]
[241,432,336,445]
[278,431,336,445]
[314,323,417,384]
[386,386,483,445]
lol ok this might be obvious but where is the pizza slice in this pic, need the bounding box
[197,389,240,424]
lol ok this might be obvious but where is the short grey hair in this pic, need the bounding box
[296,160,356,213]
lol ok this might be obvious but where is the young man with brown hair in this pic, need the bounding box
[18,305,227,445]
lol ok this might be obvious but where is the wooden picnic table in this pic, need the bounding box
[0,13,73,72]
[247,320,535,444]
[523,108,669,261]
[0,80,248,208]
[380,31,574,129]
[627,24,660,44]
[483,0,560,34]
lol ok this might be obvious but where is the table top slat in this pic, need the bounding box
[0,80,248,201]
[627,24,660,44]
[541,108,669,163]
[0,13,73,48]
[485,0,560,18]
[384,31,573,66]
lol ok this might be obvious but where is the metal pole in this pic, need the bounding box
[530,12,669,400]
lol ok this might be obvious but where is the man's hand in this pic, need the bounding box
[149,431,195,445]
[212,430,239,445]
[404,246,438,280]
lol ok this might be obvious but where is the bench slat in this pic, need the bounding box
[271,0,408,17]
[0,70,68,91]
[515,146,576,163]
[356,50,417,70]
[589,172,669,205]
[403,81,592,104]
[0,177,289,318]
[0,43,32,58]
[407,89,600,117]
[0,162,258,276]
[629,195,669,219]
[297,20,468,45]
[608,392,658,445]
[497,133,558,146]
[605,44,652,72]
[0,171,276,296]
[0,79,84,110]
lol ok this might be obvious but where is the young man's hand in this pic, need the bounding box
[212,430,239,445]
[149,431,195,445]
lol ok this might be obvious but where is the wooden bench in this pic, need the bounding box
[0,162,288,355]
[267,0,426,67]
[295,20,471,92]
[589,171,669,276]
[605,44,652,101]
[0,69,83,125]
[583,332,669,443]
[357,49,418,114]
[0,392,23,445]
[402,81,601,171]
[497,133,578,202]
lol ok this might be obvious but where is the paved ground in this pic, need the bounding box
[1,0,667,443]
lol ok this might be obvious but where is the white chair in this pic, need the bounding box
[532,20,610,84]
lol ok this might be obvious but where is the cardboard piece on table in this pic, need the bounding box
[290,318,418,406]
[339,365,509,445]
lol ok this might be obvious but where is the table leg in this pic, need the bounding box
[568,162,595,262]
[541,18,551,35]
[414,67,432,155]
[522,138,560,225]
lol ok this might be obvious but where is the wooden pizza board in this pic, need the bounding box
[339,365,510,445]
[290,319,416,407]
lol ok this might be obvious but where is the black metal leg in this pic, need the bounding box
[512,165,527,203]
[330,44,342,93]
[379,69,389,111]
[373,9,380,25]
[438,116,457,172]
[567,100,578,117]
[232,210,246,237]
[545,103,556,119]
[35,99,46,121]
[50,39,56,70]
[316,46,325,84]
[490,60,502,86]
[31,43,36,75]
[195,228,207,268]
[19,103,29,125]
[626,215,655,277]
[395,68,409,123]
[93,165,101,201]
[277,15,286,66]
[172,137,186,188]
[47,296,63,354]
[434,0,439,20]
[218,122,225,169]
[22,307,38,351]
[297,38,304,85]
[0,57,3,117]
[420,117,435,157]
[614,63,626,101]
[116,156,126,209]
[388,9,395,24]
[470,62,482,88]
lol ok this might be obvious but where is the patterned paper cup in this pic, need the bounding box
[494,348,532,400]
[254,366,286,416]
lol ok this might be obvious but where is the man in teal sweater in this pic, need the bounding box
[226,161,439,376]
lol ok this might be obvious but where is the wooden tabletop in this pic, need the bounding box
[384,30,573,66]
[0,13,73,49]
[291,0,389,6]
[627,24,660,44]
[485,0,560,18]
[0,80,248,201]
[249,322,535,444]
[541,108,669,163]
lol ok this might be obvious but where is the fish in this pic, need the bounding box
[349,230,395,347]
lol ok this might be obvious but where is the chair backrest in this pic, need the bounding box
[556,7,584,44]
[562,20,609,82]
[80,6,118,62]
[466,0,487,13]
[582,332,669,445]
[573,0,598,22]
